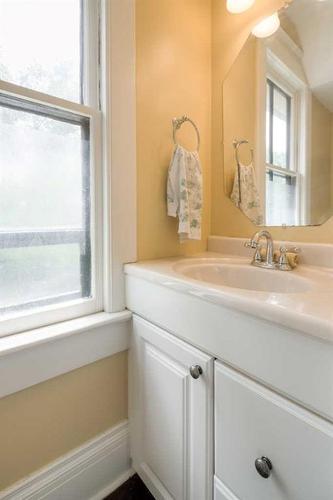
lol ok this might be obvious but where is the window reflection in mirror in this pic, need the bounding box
[223,0,333,227]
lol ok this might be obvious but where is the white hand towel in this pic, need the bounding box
[167,145,202,241]
[230,162,263,225]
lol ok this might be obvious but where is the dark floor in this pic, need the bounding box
[105,474,155,500]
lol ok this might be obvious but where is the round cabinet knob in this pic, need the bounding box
[189,365,203,379]
[255,457,273,479]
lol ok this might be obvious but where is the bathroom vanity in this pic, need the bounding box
[125,0,333,497]
[126,236,333,500]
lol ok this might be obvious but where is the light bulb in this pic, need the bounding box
[252,12,280,38]
[226,0,255,14]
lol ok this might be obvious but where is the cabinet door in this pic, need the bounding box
[130,315,214,500]
[215,361,333,500]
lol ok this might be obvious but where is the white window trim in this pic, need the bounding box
[100,0,137,313]
[0,0,136,395]
[0,0,137,337]
[255,30,311,226]
[266,69,301,225]
[0,310,131,399]
[0,81,104,336]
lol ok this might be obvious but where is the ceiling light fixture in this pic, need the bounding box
[226,0,255,14]
[251,12,280,38]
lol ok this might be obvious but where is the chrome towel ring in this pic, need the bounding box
[233,139,254,167]
[172,115,200,151]
[232,139,254,205]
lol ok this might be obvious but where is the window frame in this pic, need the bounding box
[0,1,103,337]
[266,77,292,172]
[265,66,302,226]
[0,0,136,400]
[265,74,300,226]
[99,0,137,313]
[255,32,310,227]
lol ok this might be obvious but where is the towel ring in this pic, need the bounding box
[172,115,200,151]
[233,139,254,205]
[233,139,254,167]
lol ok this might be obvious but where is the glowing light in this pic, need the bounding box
[252,13,280,38]
[226,0,255,14]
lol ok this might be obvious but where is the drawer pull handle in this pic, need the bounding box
[189,365,203,379]
[255,456,273,479]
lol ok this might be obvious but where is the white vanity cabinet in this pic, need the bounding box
[130,315,214,500]
[129,315,333,500]
[126,250,333,500]
[214,361,333,500]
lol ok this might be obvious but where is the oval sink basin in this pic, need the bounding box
[174,260,316,293]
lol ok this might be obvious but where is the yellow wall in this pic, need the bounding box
[0,0,213,491]
[4,1,333,493]
[310,95,332,224]
[136,0,212,260]
[331,115,333,201]
[222,37,257,195]
[0,352,128,491]
[280,10,301,48]
[211,0,333,242]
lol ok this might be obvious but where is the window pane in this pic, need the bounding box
[0,244,81,312]
[0,97,91,316]
[0,0,82,102]
[272,86,290,168]
[265,171,296,226]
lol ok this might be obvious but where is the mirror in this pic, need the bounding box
[223,0,333,226]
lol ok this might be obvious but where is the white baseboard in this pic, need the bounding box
[0,420,133,500]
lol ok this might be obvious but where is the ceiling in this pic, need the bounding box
[285,0,333,111]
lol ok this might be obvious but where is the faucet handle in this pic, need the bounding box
[244,239,258,249]
[279,246,301,255]
[278,246,300,271]
[278,247,291,271]
[245,240,262,263]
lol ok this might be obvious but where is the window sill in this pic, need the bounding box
[0,311,131,399]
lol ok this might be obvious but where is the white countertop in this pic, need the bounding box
[125,245,333,344]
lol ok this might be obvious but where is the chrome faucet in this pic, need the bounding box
[245,231,300,271]
[245,230,275,269]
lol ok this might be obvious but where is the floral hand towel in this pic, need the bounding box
[230,162,263,226]
[167,145,202,241]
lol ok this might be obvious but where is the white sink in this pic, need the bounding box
[125,240,333,345]
[173,258,329,293]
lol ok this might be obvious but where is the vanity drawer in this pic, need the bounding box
[215,361,333,500]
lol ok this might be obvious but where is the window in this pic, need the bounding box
[0,0,101,336]
[266,79,291,169]
[0,0,82,102]
[265,78,298,226]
